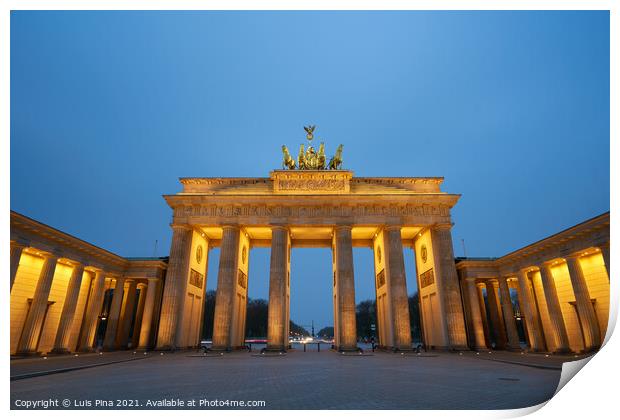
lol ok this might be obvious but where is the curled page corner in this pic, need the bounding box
[554,354,594,396]
[505,400,549,418]
[507,353,598,418]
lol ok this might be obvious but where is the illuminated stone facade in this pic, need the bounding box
[10,213,167,355]
[456,213,610,353]
[9,170,610,355]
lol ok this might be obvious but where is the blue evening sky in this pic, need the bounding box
[10,11,609,331]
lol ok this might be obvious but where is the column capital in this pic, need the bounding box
[29,249,57,259]
[170,223,192,232]
[431,223,453,232]
[221,224,240,230]
[104,271,123,279]
[10,240,29,250]
[465,277,478,283]
[564,252,584,262]
[539,258,565,268]
[333,224,353,231]
[597,241,610,250]
[518,267,535,275]
[72,261,85,268]
[383,225,402,232]
[269,225,290,232]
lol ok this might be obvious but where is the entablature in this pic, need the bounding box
[455,212,609,277]
[165,196,459,226]
[11,211,128,272]
[10,211,169,276]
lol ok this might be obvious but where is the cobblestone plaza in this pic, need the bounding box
[11,349,573,410]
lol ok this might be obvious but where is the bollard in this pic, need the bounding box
[318,342,320,352]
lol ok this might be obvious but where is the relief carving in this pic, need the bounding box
[175,203,450,219]
[278,179,345,191]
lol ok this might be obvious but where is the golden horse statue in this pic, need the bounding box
[280,127,344,171]
[317,143,326,170]
[281,145,296,169]
[328,144,344,170]
[298,144,307,170]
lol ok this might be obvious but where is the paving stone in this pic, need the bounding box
[10,349,565,410]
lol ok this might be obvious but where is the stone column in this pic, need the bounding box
[212,226,241,351]
[599,243,610,280]
[156,225,193,350]
[10,242,27,291]
[78,270,106,352]
[385,226,412,350]
[566,254,601,351]
[498,276,521,350]
[51,263,85,353]
[117,280,138,349]
[131,284,148,348]
[517,269,545,352]
[465,278,487,350]
[430,225,468,350]
[485,280,507,349]
[16,253,58,355]
[334,226,357,351]
[137,278,160,350]
[539,263,571,353]
[267,226,290,351]
[476,283,491,346]
[102,276,126,351]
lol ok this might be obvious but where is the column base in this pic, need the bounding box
[49,348,72,355]
[264,345,287,352]
[393,342,415,352]
[426,345,468,351]
[262,347,287,354]
[504,344,523,352]
[209,346,232,352]
[392,348,415,353]
[449,345,470,352]
[376,343,413,352]
[155,345,180,352]
[336,345,361,353]
[14,351,42,357]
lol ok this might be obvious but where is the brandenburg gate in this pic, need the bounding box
[9,128,609,356]
[155,132,468,352]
